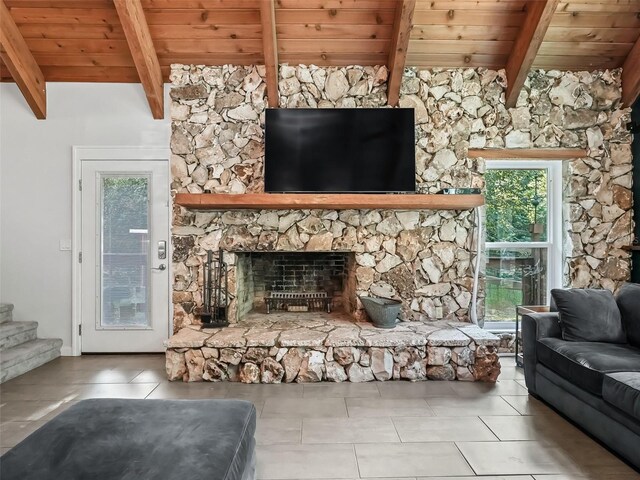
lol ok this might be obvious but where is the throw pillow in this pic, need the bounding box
[616,283,640,348]
[551,288,626,343]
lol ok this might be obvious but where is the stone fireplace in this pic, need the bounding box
[165,63,632,384]
[235,251,356,317]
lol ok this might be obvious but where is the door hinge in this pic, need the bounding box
[79,324,82,336]
[78,179,82,191]
[78,251,82,263]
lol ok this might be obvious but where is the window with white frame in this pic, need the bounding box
[483,160,563,330]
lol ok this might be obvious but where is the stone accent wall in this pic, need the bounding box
[493,69,633,291]
[170,64,633,331]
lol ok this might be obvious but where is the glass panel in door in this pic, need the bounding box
[101,175,150,329]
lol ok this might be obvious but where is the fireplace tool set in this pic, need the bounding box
[200,249,229,328]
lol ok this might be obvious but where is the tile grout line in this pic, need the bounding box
[453,440,480,477]
[475,414,502,442]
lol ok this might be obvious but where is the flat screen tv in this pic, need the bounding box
[265,108,415,193]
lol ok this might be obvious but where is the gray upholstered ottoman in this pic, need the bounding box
[0,398,257,480]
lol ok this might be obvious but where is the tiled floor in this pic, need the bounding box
[1,355,638,479]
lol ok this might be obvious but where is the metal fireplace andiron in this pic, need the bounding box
[265,291,331,314]
[200,249,229,328]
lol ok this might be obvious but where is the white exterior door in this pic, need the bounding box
[80,159,170,352]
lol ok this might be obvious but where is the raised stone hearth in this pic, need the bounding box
[164,313,501,383]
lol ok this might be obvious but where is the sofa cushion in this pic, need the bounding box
[551,288,626,343]
[603,372,640,421]
[616,283,640,348]
[537,337,640,396]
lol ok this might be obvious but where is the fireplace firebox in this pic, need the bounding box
[234,252,356,317]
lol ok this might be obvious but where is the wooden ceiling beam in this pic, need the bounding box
[504,0,559,108]
[113,0,163,119]
[0,0,46,119]
[387,0,415,107]
[260,0,279,108]
[622,34,640,107]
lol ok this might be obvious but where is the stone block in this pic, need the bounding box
[333,346,360,366]
[427,329,470,347]
[427,346,452,366]
[185,349,205,382]
[282,348,304,383]
[205,328,247,348]
[325,361,348,382]
[239,362,260,383]
[451,346,475,366]
[297,351,325,382]
[166,350,187,381]
[166,328,212,348]
[426,364,456,381]
[371,348,393,381]
[347,363,374,382]
[261,357,284,384]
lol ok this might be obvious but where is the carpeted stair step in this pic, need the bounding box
[0,321,38,351]
[0,338,63,383]
[0,303,13,324]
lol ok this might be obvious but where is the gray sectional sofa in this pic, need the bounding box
[522,283,640,470]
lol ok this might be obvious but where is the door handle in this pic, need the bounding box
[152,264,166,271]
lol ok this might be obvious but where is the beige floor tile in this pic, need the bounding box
[261,397,347,418]
[355,442,474,477]
[377,381,457,398]
[423,477,533,480]
[303,382,380,398]
[456,441,582,476]
[145,382,228,400]
[7,368,148,385]
[225,383,304,400]
[7,369,100,385]
[257,444,359,479]
[346,398,434,418]
[256,418,302,445]
[497,365,526,380]
[81,369,147,383]
[302,417,400,444]
[559,439,640,477]
[533,475,640,480]
[450,379,529,397]
[0,421,45,448]
[0,400,75,422]
[426,395,521,417]
[1,447,11,455]
[392,416,498,442]
[480,415,585,442]
[0,384,81,402]
[130,369,170,383]
[74,383,158,399]
[3,352,636,479]
[501,395,555,416]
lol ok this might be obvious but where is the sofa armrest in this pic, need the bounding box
[522,312,561,395]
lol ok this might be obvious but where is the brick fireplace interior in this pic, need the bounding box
[235,251,356,317]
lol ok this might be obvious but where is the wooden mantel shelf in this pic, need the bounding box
[175,193,484,211]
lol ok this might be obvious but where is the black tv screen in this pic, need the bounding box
[265,108,415,193]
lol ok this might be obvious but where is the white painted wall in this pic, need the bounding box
[0,83,170,354]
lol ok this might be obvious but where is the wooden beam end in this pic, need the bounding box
[113,0,164,120]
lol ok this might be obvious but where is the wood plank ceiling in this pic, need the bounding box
[1,0,639,118]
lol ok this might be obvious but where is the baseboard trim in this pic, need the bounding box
[60,345,74,357]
